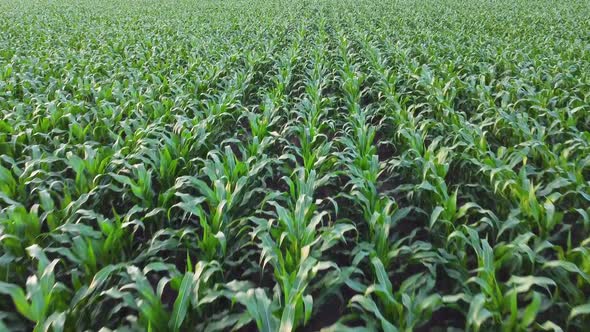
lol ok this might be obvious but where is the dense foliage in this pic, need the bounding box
[1,0,590,330]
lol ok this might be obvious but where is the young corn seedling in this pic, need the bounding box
[449,226,558,331]
[173,145,268,261]
[252,169,352,331]
[0,245,69,332]
[349,256,442,332]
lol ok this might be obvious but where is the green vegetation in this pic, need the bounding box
[1,0,590,330]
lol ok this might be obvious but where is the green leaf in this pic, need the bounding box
[371,256,392,292]
[233,288,278,332]
[537,320,563,332]
[507,275,556,295]
[279,300,296,332]
[42,311,66,332]
[170,272,195,332]
[467,294,492,330]
[521,292,541,327]
[429,206,445,228]
[0,282,33,321]
[569,303,590,320]
[85,264,124,296]
[350,295,398,332]
[303,294,313,326]
[543,261,590,283]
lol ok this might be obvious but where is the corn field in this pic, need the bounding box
[1,0,590,331]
